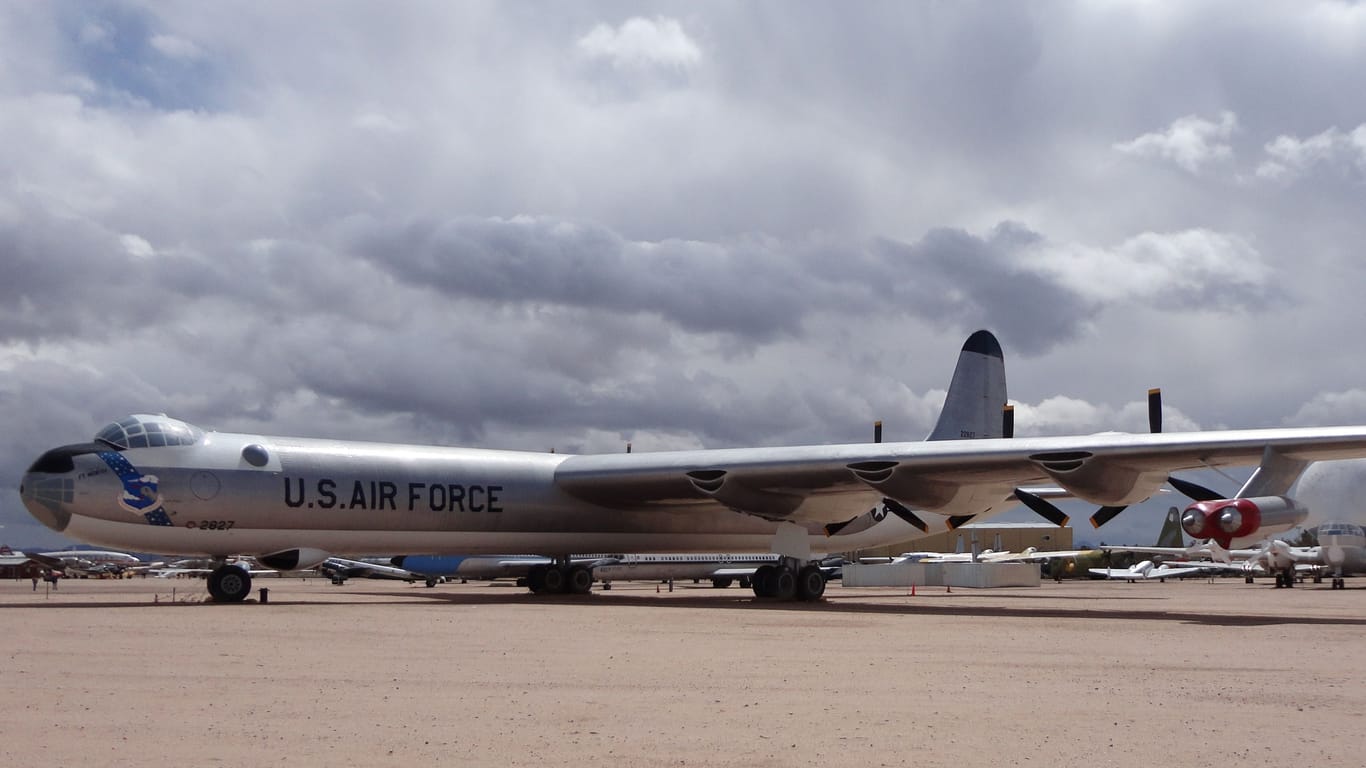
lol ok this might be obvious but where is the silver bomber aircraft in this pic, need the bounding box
[19,330,1366,603]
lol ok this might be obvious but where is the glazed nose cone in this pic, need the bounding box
[20,442,106,532]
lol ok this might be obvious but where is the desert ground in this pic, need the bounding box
[2,575,1363,766]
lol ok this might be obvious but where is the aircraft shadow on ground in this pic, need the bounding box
[6,584,1362,628]
[191,584,1366,627]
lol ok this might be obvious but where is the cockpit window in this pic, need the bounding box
[1320,523,1364,538]
[95,415,204,450]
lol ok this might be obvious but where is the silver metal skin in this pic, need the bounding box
[20,417,925,560]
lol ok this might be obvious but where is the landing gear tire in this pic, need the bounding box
[541,566,567,594]
[772,568,797,600]
[711,577,733,589]
[527,567,547,593]
[752,565,777,598]
[1333,577,1345,589]
[795,565,826,601]
[1245,575,1255,584]
[567,565,594,594]
[425,577,439,588]
[207,565,252,603]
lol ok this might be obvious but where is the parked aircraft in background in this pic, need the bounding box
[322,553,822,591]
[22,330,1366,603]
[23,549,144,576]
[591,553,844,589]
[593,553,776,589]
[1315,522,1366,589]
[149,556,275,579]
[1088,559,1212,582]
[320,554,564,587]
[389,554,558,583]
[1102,498,1366,589]
[318,556,429,586]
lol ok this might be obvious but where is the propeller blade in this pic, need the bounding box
[823,517,858,536]
[873,420,883,444]
[1168,476,1224,502]
[1148,388,1162,434]
[1014,488,1070,527]
[947,514,976,530]
[881,499,928,532]
[1002,405,1015,439]
[1090,505,1128,529]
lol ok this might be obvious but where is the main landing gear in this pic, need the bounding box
[207,564,252,603]
[750,560,826,601]
[526,562,594,595]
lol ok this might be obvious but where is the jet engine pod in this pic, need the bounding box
[1180,496,1308,547]
[257,547,332,572]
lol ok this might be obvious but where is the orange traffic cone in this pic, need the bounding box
[911,583,916,596]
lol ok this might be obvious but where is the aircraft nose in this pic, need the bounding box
[19,442,105,533]
[26,442,108,475]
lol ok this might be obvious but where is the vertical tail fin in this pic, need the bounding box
[928,330,1008,441]
[1156,507,1185,548]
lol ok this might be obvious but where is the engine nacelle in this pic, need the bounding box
[1180,496,1307,548]
[257,547,332,572]
[1026,452,1169,506]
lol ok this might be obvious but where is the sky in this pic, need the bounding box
[3,1,1366,550]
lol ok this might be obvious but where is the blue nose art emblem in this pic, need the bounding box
[98,451,174,526]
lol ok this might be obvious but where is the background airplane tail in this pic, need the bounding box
[928,330,1008,441]
[1156,507,1185,548]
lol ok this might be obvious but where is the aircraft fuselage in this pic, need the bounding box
[22,423,914,560]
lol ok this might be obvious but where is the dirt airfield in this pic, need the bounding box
[2,575,1363,767]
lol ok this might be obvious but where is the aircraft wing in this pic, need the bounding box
[150,561,275,578]
[22,552,69,570]
[990,549,1096,562]
[1088,568,1142,580]
[553,427,1366,524]
[1162,560,1257,573]
[710,567,763,577]
[320,557,420,582]
[1100,544,1244,563]
[1145,565,1213,579]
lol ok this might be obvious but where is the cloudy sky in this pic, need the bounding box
[4,1,1366,550]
